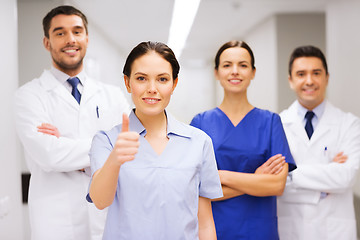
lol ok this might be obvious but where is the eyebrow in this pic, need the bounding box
[134,72,170,76]
[222,60,249,64]
[52,25,84,33]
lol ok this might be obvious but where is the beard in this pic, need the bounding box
[49,44,86,73]
[51,54,84,72]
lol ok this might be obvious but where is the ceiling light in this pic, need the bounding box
[167,0,201,59]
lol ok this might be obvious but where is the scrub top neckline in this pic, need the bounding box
[142,134,172,157]
[215,107,257,128]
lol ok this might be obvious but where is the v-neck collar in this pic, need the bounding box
[215,107,257,128]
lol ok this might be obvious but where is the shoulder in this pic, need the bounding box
[326,102,360,128]
[192,108,218,120]
[14,74,48,102]
[91,80,125,94]
[169,113,213,144]
[279,101,298,123]
[252,108,281,123]
[93,124,122,146]
[190,108,220,127]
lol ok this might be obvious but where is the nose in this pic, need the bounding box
[305,74,314,85]
[231,65,239,75]
[65,32,76,44]
[147,80,157,94]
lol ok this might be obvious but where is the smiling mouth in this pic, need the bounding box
[143,98,160,104]
[302,88,317,94]
[62,46,80,53]
[229,79,242,83]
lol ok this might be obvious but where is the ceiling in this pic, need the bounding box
[47,0,330,64]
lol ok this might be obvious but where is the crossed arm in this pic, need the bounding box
[213,154,288,201]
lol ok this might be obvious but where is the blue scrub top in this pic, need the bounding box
[88,110,223,240]
[191,107,296,240]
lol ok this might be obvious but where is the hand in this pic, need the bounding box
[332,151,348,164]
[109,113,140,166]
[37,123,60,138]
[255,154,285,175]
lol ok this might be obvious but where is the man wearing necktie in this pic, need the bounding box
[277,46,360,240]
[14,5,129,240]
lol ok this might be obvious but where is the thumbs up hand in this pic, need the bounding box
[109,113,140,166]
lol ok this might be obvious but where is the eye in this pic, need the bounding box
[222,64,231,68]
[136,76,145,81]
[55,32,64,36]
[159,77,169,82]
[240,64,248,68]
[297,72,305,77]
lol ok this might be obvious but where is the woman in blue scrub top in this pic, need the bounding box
[87,41,223,240]
[190,41,296,240]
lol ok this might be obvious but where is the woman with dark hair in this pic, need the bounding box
[190,40,296,239]
[87,41,222,240]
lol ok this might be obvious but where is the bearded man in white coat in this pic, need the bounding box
[14,5,129,240]
[277,45,360,240]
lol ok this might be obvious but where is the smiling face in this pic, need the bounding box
[289,56,329,110]
[43,14,88,76]
[215,47,255,94]
[124,51,177,119]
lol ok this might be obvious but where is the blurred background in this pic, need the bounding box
[1,0,360,239]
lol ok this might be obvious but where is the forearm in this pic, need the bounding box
[89,154,122,210]
[212,185,244,201]
[22,134,92,172]
[292,162,359,193]
[220,164,288,197]
[198,197,217,240]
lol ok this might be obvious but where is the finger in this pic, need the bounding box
[37,128,56,136]
[117,132,140,142]
[266,154,283,165]
[121,113,129,132]
[273,165,284,175]
[268,157,285,168]
[269,161,284,174]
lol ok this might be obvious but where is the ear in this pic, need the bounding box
[172,78,178,93]
[214,69,220,81]
[43,37,50,51]
[251,67,256,80]
[288,75,295,90]
[325,73,329,86]
[124,76,131,93]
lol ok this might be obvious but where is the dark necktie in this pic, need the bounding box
[67,77,81,104]
[305,111,315,139]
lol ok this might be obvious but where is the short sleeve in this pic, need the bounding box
[89,131,114,176]
[199,135,223,199]
[270,114,297,172]
[190,113,201,129]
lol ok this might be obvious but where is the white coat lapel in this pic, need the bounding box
[309,102,335,144]
[282,101,310,145]
[80,77,101,105]
[39,70,80,109]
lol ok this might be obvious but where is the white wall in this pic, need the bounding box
[246,16,278,112]
[168,61,215,123]
[0,0,24,239]
[326,1,360,237]
[326,0,360,118]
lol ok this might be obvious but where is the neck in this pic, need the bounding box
[53,64,83,77]
[219,91,254,126]
[220,91,252,114]
[135,110,167,138]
